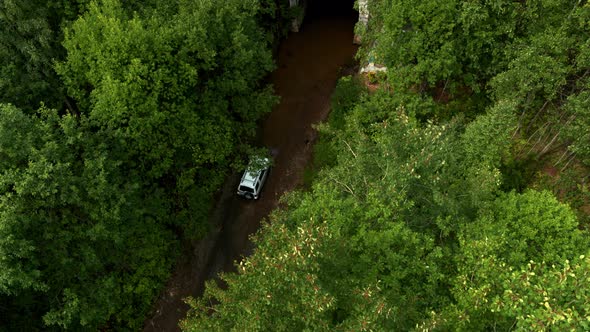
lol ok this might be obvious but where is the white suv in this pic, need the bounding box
[237,156,271,200]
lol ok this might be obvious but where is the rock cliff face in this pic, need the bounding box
[358,0,368,25]
[289,0,305,32]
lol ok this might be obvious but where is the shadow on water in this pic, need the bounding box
[144,2,359,331]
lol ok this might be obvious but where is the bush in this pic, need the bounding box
[329,76,365,130]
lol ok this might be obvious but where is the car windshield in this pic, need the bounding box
[239,185,254,193]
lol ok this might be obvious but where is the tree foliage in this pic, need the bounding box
[182,213,390,331]
[1,0,278,329]
[3,0,590,330]
[0,0,164,111]
[55,0,276,230]
[0,104,176,330]
[184,70,589,330]
[0,0,68,110]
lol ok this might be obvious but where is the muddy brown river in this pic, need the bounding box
[144,4,358,331]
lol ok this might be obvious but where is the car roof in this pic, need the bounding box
[239,157,269,187]
[242,170,259,183]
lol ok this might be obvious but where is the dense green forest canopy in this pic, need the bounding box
[183,0,590,331]
[0,0,291,330]
[1,0,589,330]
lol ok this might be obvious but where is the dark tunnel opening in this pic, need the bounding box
[305,0,358,21]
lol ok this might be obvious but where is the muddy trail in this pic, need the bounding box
[144,5,358,331]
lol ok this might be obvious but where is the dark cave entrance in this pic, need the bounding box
[305,0,358,21]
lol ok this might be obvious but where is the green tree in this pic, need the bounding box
[56,0,276,231]
[562,6,590,166]
[564,90,590,166]
[182,212,389,331]
[493,255,590,331]
[429,190,589,331]
[487,2,590,165]
[365,0,520,92]
[419,255,590,331]
[462,190,586,267]
[0,104,176,330]
[1,0,279,329]
[183,78,589,330]
[0,0,66,110]
[184,87,518,330]
[361,0,588,121]
[0,0,167,112]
